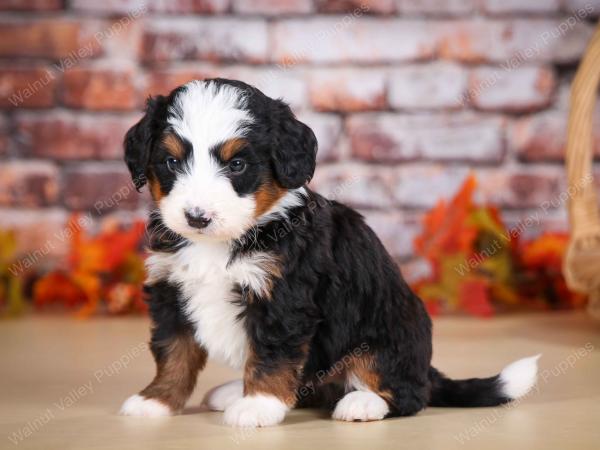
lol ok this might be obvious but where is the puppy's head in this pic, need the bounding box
[124,79,317,241]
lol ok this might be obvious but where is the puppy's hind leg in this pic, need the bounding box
[332,354,392,422]
[331,352,428,422]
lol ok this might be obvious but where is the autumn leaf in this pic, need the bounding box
[33,272,87,309]
[32,216,147,316]
[459,279,494,318]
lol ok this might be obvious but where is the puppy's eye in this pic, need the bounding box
[165,157,180,173]
[229,159,246,174]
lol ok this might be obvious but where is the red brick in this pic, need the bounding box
[145,66,308,109]
[310,164,395,210]
[481,0,560,14]
[510,110,600,161]
[0,208,68,262]
[553,81,571,110]
[308,68,387,112]
[361,210,422,259]
[315,0,395,14]
[93,18,143,63]
[234,0,313,15]
[144,67,218,97]
[437,21,496,63]
[272,19,436,64]
[390,165,563,209]
[347,113,505,163]
[477,167,564,209]
[0,0,63,10]
[390,165,470,208]
[142,19,268,65]
[63,68,137,110]
[0,161,59,207]
[398,0,475,15]
[63,163,139,212]
[0,115,8,156]
[71,0,229,14]
[296,112,343,162]
[564,0,600,17]
[0,19,102,59]
[15,112,136,160]
[0,67,57,109]
[438,19,593,64]
[388,62,468,109]
[469,66,555,112]
[221,66,308,110]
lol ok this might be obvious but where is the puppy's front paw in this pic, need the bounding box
[223,395,288,427]
[332,391,389,422]
[119,394,172,417]
[202,379,244,411]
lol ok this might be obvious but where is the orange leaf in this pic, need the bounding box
[459,278,494,318]
[33,272,87,309]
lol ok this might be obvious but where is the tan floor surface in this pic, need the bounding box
[0,312,598,450]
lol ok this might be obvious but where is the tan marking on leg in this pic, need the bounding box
[346,354,394,403]
[243,347,305,407]
[140,332,207,412]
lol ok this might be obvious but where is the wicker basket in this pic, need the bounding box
[564,23,600,319]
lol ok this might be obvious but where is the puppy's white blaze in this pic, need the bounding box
[161,81,257,242]
[168,81,252,152]
[332,391,389,422]
[499,354,541,399]
[202,379,244,412]
[223,395,288,428]
[119,395,172,417]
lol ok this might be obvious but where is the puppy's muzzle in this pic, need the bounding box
[185,208,212,229]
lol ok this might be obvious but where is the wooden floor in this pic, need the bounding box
[0,312,598,450]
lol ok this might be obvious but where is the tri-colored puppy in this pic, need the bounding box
[120,79,539,427]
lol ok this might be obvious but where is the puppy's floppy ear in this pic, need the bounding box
[270,101,318,189]
[124,96,164,191]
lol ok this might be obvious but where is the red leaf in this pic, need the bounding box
[459,279,494,318]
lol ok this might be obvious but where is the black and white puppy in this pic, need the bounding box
[120,79,539,427]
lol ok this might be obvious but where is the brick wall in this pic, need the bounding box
[1,0,599,276]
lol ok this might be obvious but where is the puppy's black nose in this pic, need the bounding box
[185,208,212,229]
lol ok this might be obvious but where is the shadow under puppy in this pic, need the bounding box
[120,78,540,427]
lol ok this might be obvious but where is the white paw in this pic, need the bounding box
[202,379,244,411]
[332,391,389,422]
[119,394,172,417]
[223,394,288,428]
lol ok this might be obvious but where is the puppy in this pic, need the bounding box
[119,79,539,427]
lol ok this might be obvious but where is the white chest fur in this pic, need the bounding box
[145,241,275,370]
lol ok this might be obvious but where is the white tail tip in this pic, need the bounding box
[500,354,541,399]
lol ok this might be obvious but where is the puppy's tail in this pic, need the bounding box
[428,354,540,407]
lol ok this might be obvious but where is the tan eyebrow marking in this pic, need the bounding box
[162,133,185,160]
[219,138,247,161]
